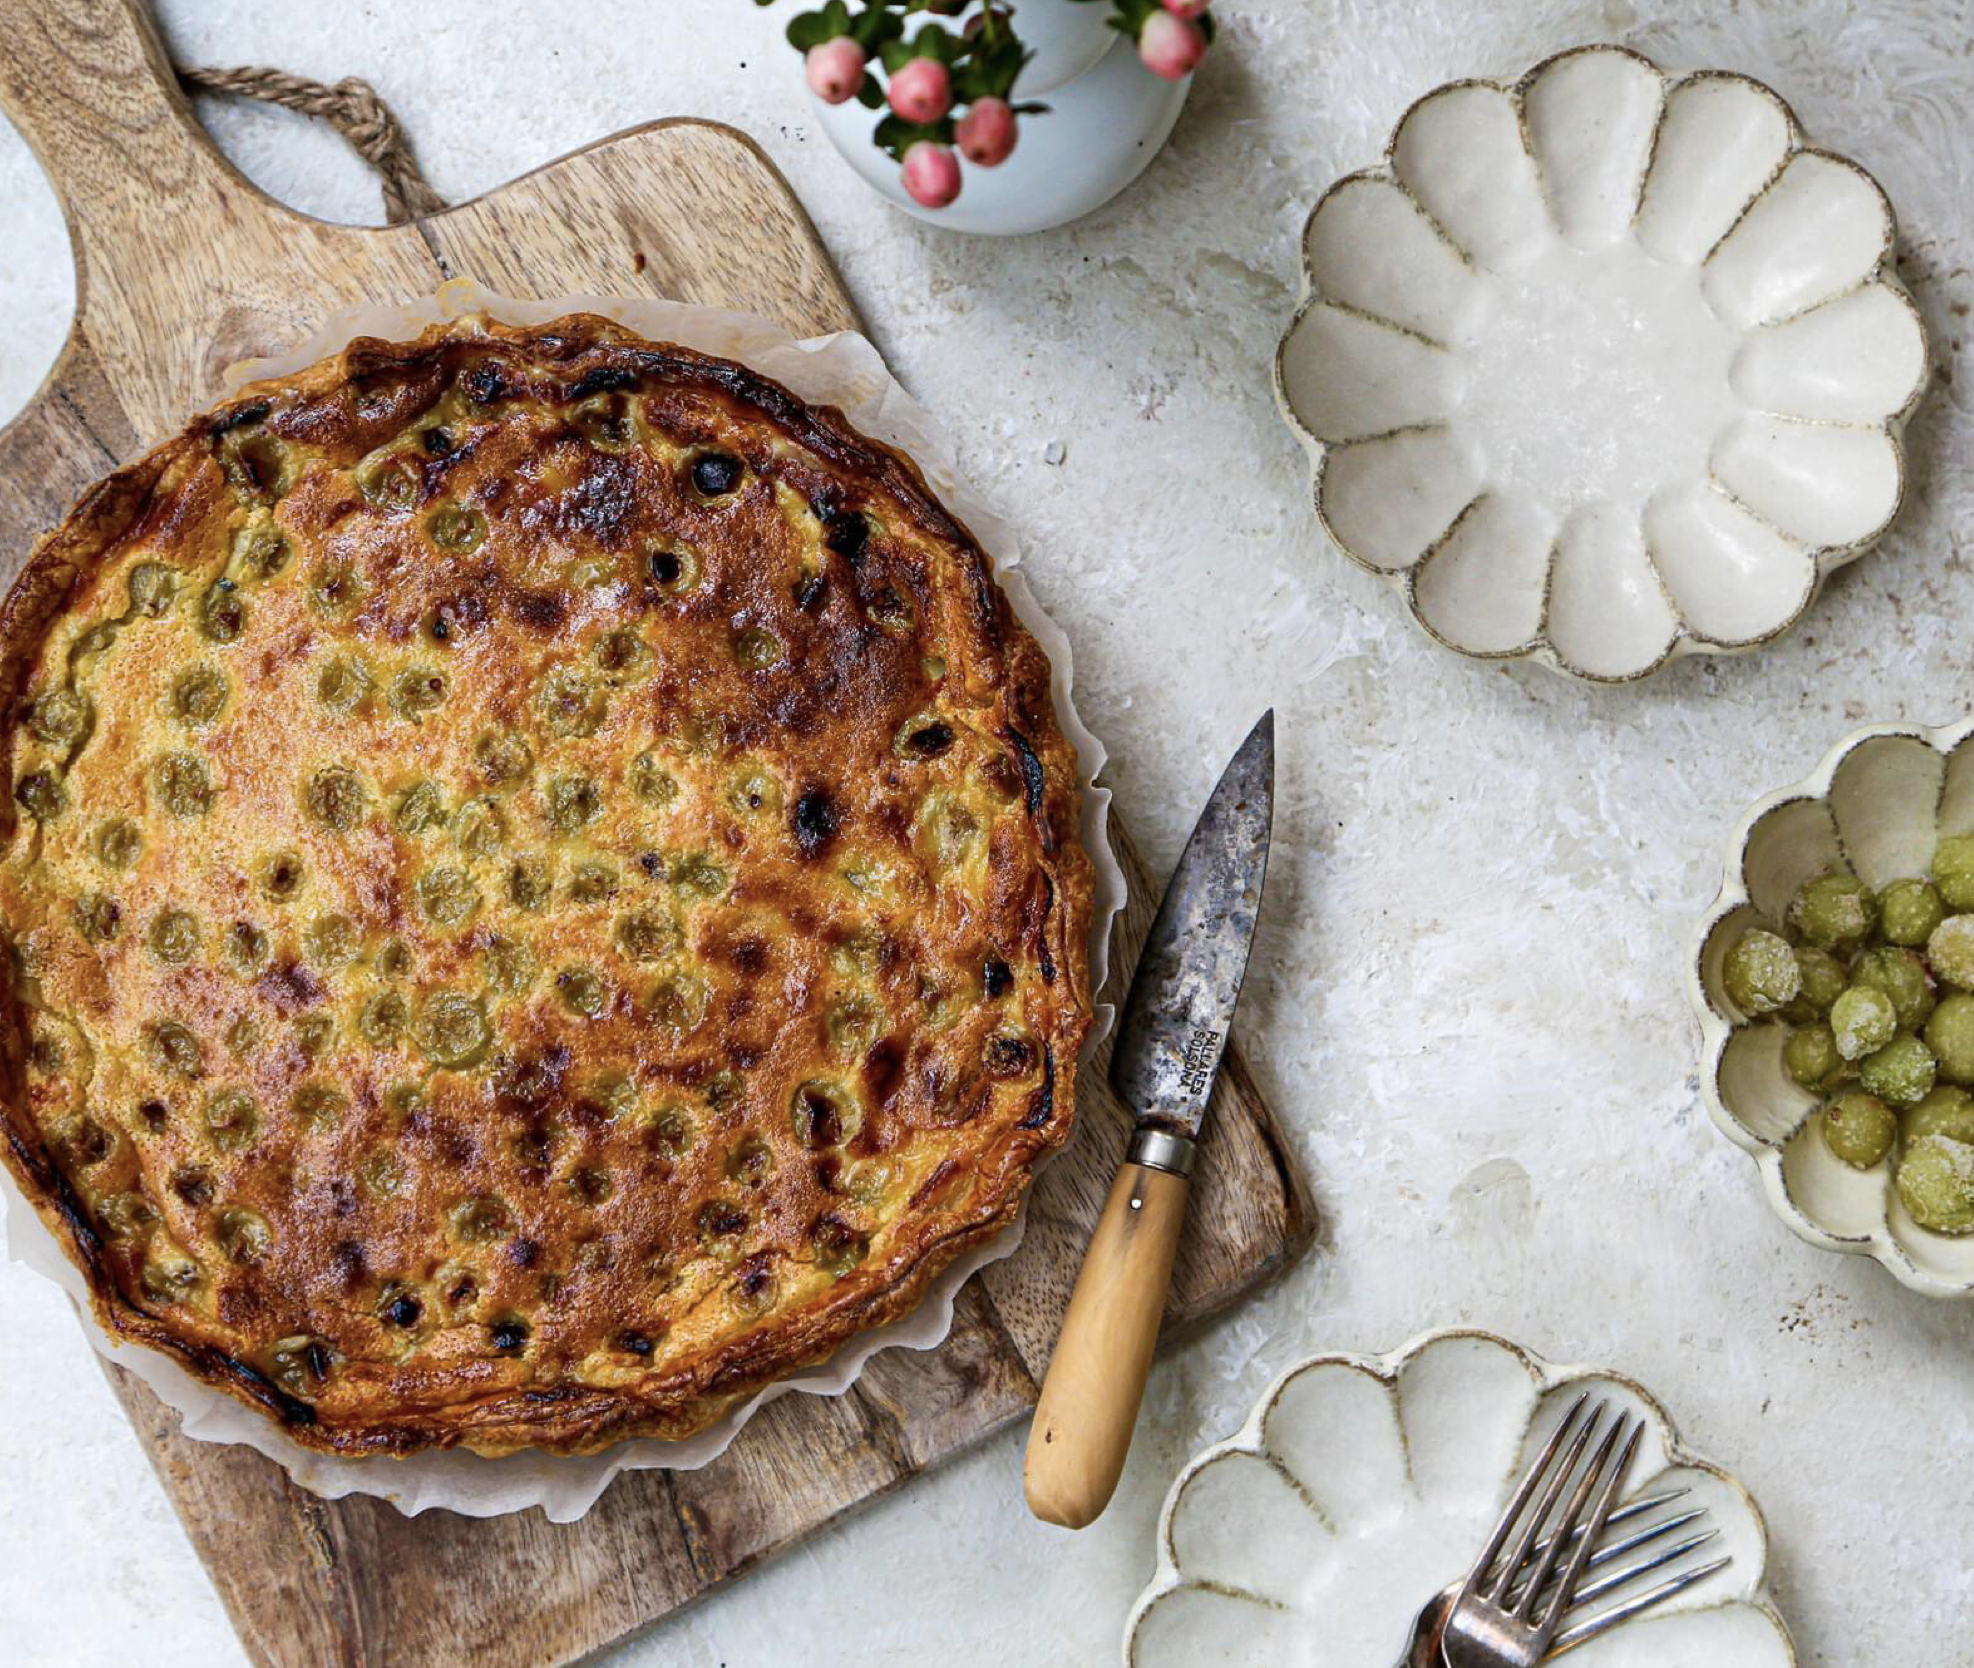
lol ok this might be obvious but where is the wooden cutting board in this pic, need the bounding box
[0,4,1315,1664]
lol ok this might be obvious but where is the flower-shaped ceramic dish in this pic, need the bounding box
[1693,719,1974,1297]
[1275,45,1929,682]
[1125,1330,1792,1668]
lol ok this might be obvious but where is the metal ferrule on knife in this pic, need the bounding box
[1127,1125,1197,1177]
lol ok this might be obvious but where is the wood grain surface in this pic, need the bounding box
[0,3,1315,1664]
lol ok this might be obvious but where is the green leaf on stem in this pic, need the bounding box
[786,1,854,52]
[872,112,955,161]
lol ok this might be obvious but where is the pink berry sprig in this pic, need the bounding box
[1077,0,1215,81]
[765,0,1212,209]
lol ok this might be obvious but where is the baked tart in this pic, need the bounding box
[0,315,1090,1457]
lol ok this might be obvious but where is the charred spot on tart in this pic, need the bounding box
[1007,729,1047,814]
[985,1031,1038,1079]
[690,450,744,496]
[791,787,838,857]
[893,712,955,760]
[790,1079,862,1149]
[461,360,510,407]
[730,1253,778,1316]
[822,509,869,560]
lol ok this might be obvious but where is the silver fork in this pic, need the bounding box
[1435,1396,1729,1668]
[1390,1487,1730,1666]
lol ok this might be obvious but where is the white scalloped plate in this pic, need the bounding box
[1275,45,1929,682]
[1692,717,1974,1298]
[1125,1331,1793,1668]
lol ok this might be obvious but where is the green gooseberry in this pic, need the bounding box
[15,770,65,821]
[417,864,480,928]
[1823,1091,1896,1169]
[1791,872,1875,953]
[204,1088,260,1152]
[29,687,88,746]
[1895,1134,1974,1234]
[1831,986,1897,1060]
[1783,1024,1846,1092]
[1933,834,1974,911]
[305,912,360,968]
[1858,1032,1937,1106]
[628,752,677,806]
[1928,915,1974,990]
[416,991,491,1069]
[1905,1086,1974,1147]
[127,561,180,617]
[556,967,607,1019]
[1880,877,1945,947]
[1852,946,1935,1030]
[1789,946,1849,1018]
[147,908,201,964]
[1926,993,1974,1085]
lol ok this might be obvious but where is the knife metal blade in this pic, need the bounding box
[1022,711,1276,1528]
[1110,710,1274,1165]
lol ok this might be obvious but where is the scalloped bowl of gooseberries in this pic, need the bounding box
[1693,721,1974,1297]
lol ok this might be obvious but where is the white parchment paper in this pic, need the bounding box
[0,282,1123,1520]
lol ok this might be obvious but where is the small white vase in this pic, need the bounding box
[811,0,1192,236]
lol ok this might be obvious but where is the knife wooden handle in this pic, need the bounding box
[1023,1159,1190,1529]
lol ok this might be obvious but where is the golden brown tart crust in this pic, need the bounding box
[0,315,1090,1457]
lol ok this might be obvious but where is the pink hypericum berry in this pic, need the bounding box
[1138,11,1207,79]
[901,142,963,208]
[805,38,867,105]
[888,57,953,123]
[1162,0,1211,17]
[955,97,1018,167]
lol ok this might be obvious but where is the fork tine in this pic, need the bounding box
[1548,1555,1734,1657]
[1582,1507,1708,1574]
[1457,1393,1592,1597]
[1509,1494,1698,1597]
[1488,1404,1604,1602]
[1567,1528,1720,1608]
[1504,1508,1710,1608]
[1594,1488,1690,1534]
[1529,1417,1642,1635]
[1511,1412,1623,1618]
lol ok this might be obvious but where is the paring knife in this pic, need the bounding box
[1024,711,1275,1529]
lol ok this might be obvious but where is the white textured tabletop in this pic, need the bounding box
[2,2,1970,1664]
